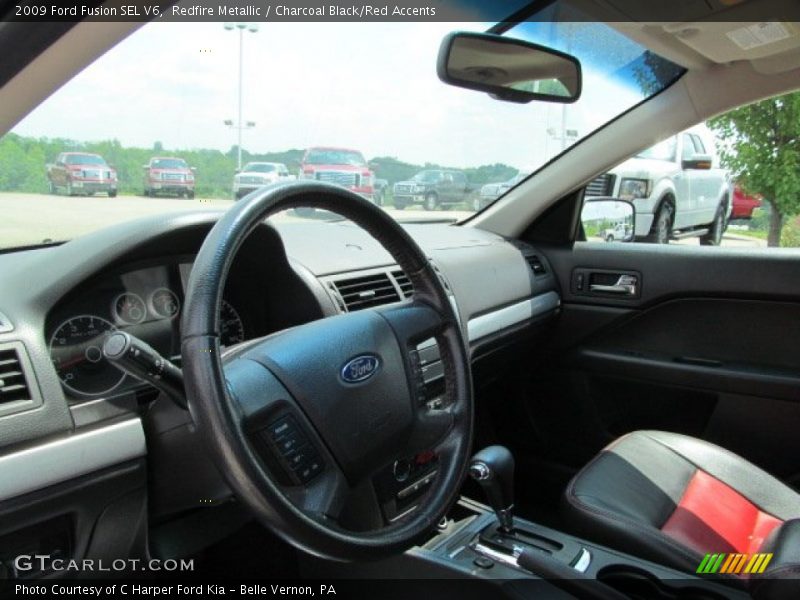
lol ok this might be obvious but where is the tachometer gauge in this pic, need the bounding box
[149,288,180,319]
[220,300,245,346]
[112,292,146,325]
[49,315,124,396]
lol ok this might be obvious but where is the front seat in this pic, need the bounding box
[562,430,800,596]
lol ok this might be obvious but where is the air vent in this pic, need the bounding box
[332,272,401,311]
[392,271,414,299]
[0,347,32,405]
[525,254,547,276]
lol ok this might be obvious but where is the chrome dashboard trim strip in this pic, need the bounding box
[0,418,146,501]
[0,310,12,333]
[467,291,560,342]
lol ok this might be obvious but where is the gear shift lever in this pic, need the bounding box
[469,445,515,532]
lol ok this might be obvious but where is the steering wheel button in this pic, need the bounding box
[286,444,316,467]
[275,430,306,454]
[267,416,294,439]
[295,459,324,483]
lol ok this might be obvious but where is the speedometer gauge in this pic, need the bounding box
[220,300,245,346]
[49,315,125,396]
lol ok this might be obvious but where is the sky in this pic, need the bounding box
[11,20,650,170]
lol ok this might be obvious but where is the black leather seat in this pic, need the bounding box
[562,431,800,596]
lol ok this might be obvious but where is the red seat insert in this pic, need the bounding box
[661,470,782,556]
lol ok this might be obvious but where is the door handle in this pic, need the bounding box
[589,274,638,296]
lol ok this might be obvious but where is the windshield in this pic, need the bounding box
[1,4,684,250]
[637,137,678,161]
[413,171,441,183]
[304,149,367,166]
[65,154,106,166]
[151,158,188,169]
[244,163,277,173]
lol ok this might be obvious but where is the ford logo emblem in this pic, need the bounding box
[341,354,381,383]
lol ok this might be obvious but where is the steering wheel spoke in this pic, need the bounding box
[224,353,353,517]
[376,299,448,351]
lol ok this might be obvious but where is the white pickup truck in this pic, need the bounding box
[586,129,732,244]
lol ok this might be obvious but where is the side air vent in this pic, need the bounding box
[392,270,414,299]
[0,347,32,406]
[331,272,401,312]
[525,254,547,276]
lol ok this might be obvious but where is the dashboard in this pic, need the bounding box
[46,259,248,399]
[0,210,560,554]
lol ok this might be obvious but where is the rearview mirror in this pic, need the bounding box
[581,197,635,243]
[437,32,581,104]
[682,153,713,170]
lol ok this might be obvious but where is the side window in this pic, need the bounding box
[681,133,695,160]
[581,114,778,250]
[691,134,707,154]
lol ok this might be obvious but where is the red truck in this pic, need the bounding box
[143,156,196,198]
[731,185,762,220]
[298,147,374,201]
[46,152,117,197]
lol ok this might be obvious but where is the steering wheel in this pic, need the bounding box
[181,181,473,561]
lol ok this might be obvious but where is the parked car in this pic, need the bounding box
[373,178,389,206]
[393,169,476,210]
[143,157,195,199]
[602,222,633,242]
[232,162,293,200]
[46,152,117,197]
[586,129,732,244]
[298,147,374,201]
[731,185,762,220]
[475,171,531,211]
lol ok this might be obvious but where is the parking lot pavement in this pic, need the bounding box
[0,192,474,248]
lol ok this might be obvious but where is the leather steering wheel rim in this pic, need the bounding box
[181,181,473,561]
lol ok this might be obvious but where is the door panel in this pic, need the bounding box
[527,242,800,489]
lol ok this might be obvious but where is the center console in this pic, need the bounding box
[303,445,748,600]
[413,497,745,600]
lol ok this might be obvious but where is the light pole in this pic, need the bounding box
[224,22,258,170]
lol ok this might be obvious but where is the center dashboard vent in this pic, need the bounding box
[0,347,33,407]
[392,270,414,299]
[330,272,401,312]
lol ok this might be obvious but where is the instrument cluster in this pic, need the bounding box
[47,260,247,399]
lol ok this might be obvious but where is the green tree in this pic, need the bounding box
[708,91,800,247]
